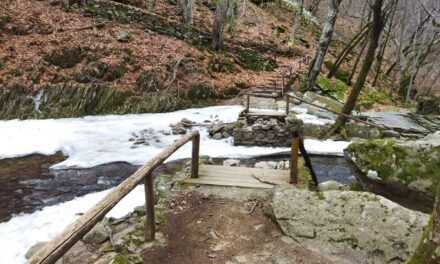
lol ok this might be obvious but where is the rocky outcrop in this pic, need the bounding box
[345,132,440,211]
[272,187,429,264]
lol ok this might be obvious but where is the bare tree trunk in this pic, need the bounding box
[348,36,368,85]
[327,22,370,79]
[407,184,440,264]
[327,0,385,135]
[212,0,228,50]
[306,0,343,91]
[373,0,398,87]
[182,0,193,26]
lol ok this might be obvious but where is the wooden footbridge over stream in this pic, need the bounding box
[28,129,316,264]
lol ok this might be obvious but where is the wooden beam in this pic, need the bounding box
[27,131,199,264]
[144,174,155,241]
[191,133,200,178]
[290,133,299,184]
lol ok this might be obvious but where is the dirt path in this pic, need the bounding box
[144,191,334,264]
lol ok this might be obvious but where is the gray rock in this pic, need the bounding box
[83,221,110,244]
[382,130,401,138]
[116,31,131,42]
[272,187,428,264]
[317,180,348,191]
[254,161,278,169]
[212,133,222,140]
[223,159,240,167]
[25,241,47,259]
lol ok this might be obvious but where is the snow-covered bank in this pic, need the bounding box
[0,185,146,264]
[0,105,350,264]
[0,105,348,169]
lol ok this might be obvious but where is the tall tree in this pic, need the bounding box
[182,0,193,26]
[306,0,343,91]
[212,0,235,50]
[327,0,386,135]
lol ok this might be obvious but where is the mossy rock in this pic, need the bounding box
[43,47,88,68]
[235,48,277,71]
[346,138,440,197]
[316,75,348,101]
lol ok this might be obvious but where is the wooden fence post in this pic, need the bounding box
[191,133,200,178]
[144,174,155,241]
[245,94,250,113]
[290,131,299,184]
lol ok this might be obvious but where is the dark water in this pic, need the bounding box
[238,153,357,185]
[0,153,355,223]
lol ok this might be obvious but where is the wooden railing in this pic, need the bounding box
[28,131,200,264]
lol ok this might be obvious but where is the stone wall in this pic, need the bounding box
[233,113,302,147]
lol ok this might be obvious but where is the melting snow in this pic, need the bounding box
[0,105,350,263]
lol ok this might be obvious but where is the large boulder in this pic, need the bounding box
[272,187,429,264]
[345,132,440,210]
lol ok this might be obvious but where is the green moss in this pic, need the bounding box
[357,89,392,110]
[112,254,131,264]
[406,217,440,264]
[235,48,277,71]
[323,60,350,84]
[347,139,440,195]
[316,75,349,101]
[315,191,325,200]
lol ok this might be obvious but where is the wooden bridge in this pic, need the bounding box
[28,130,315,264]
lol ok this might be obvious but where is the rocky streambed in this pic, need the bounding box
[0,151,357,222]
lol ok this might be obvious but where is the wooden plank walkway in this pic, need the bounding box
[184,165,290,189]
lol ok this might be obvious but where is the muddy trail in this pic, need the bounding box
[145,191,334,264]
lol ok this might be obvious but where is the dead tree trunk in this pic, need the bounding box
[306,0,342,91]
[327,0,385,135]
[212,0,229,50]
[407,184,440,264]
[182,0,193,26]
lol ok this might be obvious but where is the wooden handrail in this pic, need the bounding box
[28,131,200,264]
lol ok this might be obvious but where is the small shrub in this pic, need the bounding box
[187,83,218,101]
[136,69,163,92]
[235,48,277,71]
[357,89,392,110]
[44,47,87,68]
[208,55,237,73]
